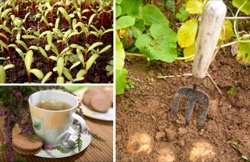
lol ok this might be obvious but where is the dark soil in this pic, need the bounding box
[116,48,250,161]
[0,0,113,83]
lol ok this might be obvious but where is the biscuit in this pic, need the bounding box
[82,87,104,106]
[12,134,43,155]
[90,93,112,113]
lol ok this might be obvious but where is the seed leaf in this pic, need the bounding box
[30,69,44,79]
[56,76,64,83]
[57,57,64,76]
[63,68,73,81]
[41,72,53,84]
[88,42,103,52]
[25,50,33,71]
[22,35,37,39]
[86,54,99,71]
[99,45,111,54]
[76,69,87,78]
[0,65,6,83]
[70,61,81,70]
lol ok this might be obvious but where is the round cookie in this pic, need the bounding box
[90,93,112,113]
[82,87,104,106]
[12,134,43,155]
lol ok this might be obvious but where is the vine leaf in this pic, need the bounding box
[186,0,204,14]
[116,16,135,30]
[142,4,169,27]
[177,19,198,48]
[232,0,250,15]
[176,9,190,22]
[135,24,177,62]
[120,0,142,18]
[220,20,233,41]
[236,42,250,62]
[183,44,195,61]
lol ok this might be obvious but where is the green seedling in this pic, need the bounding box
[57,7,75,26]
[227,86,237,96]
[24,50,44,83]
[231,140,250,162]
[106,60,113,76]
[0,64,15,83]
[125,79,135,90]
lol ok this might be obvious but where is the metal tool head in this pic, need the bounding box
[172,86,209,129]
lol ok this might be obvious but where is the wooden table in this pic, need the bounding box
[0,116,113,162]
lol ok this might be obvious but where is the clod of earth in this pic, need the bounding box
[189,141,216,162]
[126,132,154,155]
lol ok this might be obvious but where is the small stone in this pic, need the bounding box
[155,132,165,141]
[116,134,122,142]
[178,128,188,136]
[165,129,176,141]
[178,140,185,147]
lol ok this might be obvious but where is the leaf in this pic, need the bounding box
[25,50,33,71]
[22,35,37,39]
[57,57,64,76]
[4,64,14,70]
[0,65,6,83]
[56,76,64,83]
[116,35,125,70]
[87,42,103,52]
[99,45,111,54]
[70,61,81,70]
[183,44,195,61]
[86,54,99,71]
[116,16,135,30]
[63,68,73,81]
[133,19,145,33]
[38,47,49,59]
[70,44,85,51]
[116,0,123,4]
[176,9,190,21]
[166,0,175,13]
[220,20,233,41]
[76,69,87,78]
[77,49,84,64]
[120,0,142,18]
[0,40,8,50]
[236,42,250,62]
[142,4,169,27]
[177,19,198,48]
[116,4,122,18]
[116,69,128,95]
[1,8,12,19]
[88,14,96,25]
[41,72,53,84]
[16,40,28,51]
[232,0,250,15]
[135,24,178,62]
[227,86,237,95]
[30,69,44,79]
[0,145,7,151]
[186,0,204,14]
[58,7,70,22]
[0,25,11,34]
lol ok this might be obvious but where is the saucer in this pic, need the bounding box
[74,89,113,121]
[35,133,91,158]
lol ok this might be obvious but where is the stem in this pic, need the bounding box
[234,0,248,41]
[225,16,250,20]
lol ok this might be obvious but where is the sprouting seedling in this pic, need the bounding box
[53,57,65,83]
[0,64,15,83]
[57,7,75,27]
[105,60,113,76]
[0,8,12,22]
[90,26,113,41]
[24,50,44,83]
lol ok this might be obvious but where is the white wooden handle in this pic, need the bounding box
[192,0,227,84]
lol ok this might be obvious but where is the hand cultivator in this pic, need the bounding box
[172,0,227,129]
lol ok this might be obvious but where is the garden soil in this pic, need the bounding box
[116,48,250,161]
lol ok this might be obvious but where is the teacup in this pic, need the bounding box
[28,90,87,146]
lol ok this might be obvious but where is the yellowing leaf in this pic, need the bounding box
[178,19,198,48]
[220,20,233,41]
[183,44,195,61]
[232,0,250,15]
[186,0,204,14]
[236,42,250,62]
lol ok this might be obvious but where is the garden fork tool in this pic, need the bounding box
[171,0,227,129]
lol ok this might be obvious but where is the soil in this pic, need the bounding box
[116,48,250,161]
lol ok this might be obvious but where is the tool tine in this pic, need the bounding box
[185,97,196,126]
[172,92,182,115]
[197,94,209,129]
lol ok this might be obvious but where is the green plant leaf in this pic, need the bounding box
[120,0,142,18]
[116,0,123,4]
[22,35,37,39]
[116,4,122,18]
[135,24,178,62]
[70,61,81,70]
[236,42,250,62]
[0,25,11,34]
[133,19,145,33]
[116,16,135,30]
[76,69,87,78]
[87,42,103,52]
[63,68,73,81]
[220,20,233,41]
[177,19,198,48]
[186,0,204,14]
[16,40,28,51]
[232,0,250,15]
[0,65,6,83]
[1,8,12,20]
[99,45,111,54]
[57,57,64,76]
[142,4,169,27]
[227,86,237,95]
[77,49,84,64]
[116,35,125,70]
[176,9,190,21]
[88,14,96,25]
[30,69,44,79]
[0,145,7,151]
[57,76,64,83]
[41,71,52,84]
[166,0,175,13]
[4,64,14,70]
[25,50,33,71]
[0,40,8,50]
[70,44,85,51]
[116,69,128,95]
[86,54,99,71]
